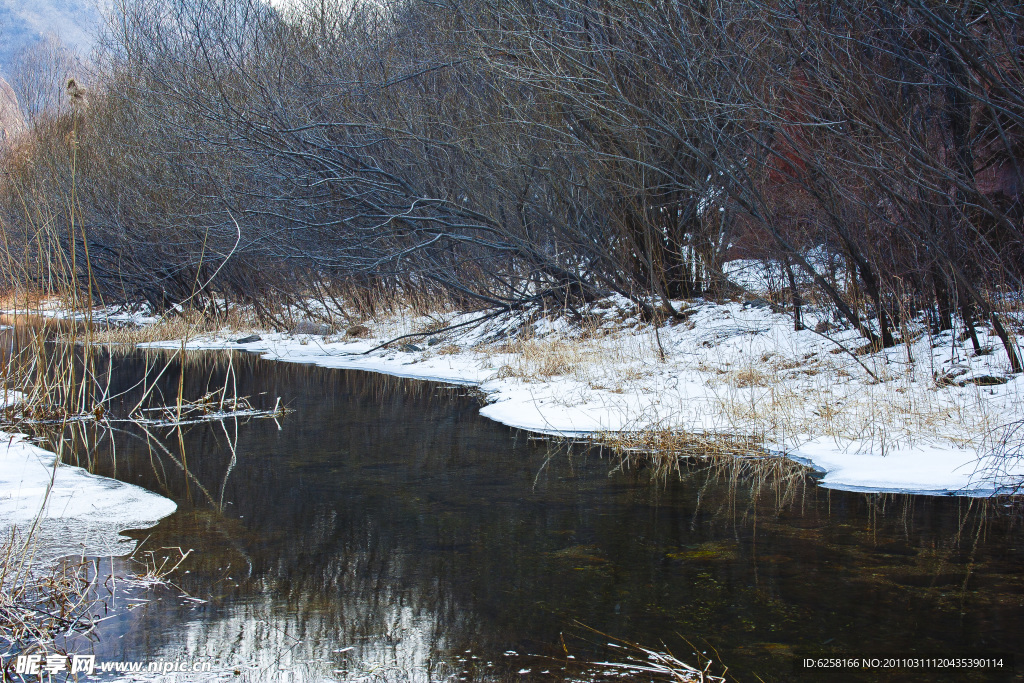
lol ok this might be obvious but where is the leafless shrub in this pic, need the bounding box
[0,0,1019,375]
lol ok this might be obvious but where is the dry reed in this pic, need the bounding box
[0,531,102,658]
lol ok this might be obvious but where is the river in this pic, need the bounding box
[12,344,1024,682]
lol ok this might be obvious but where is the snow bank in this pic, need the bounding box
[786,440,1013,496]
[0,431,177,563]
[2,302,159,326]
[134,299,1023,497]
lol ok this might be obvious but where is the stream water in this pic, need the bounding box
[11,344,1024,682]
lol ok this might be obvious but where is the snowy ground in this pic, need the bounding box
[131,295,1024,497]
[0,399,177,566]
[1,301,159,326]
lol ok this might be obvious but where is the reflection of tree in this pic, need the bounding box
[54,351,1024,682]
[57,355,514,675]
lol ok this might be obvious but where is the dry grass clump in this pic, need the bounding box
[89,306,259,345]
[727,367,772,388]
[1,532,197,661]
[599,428,765,459]
[704,347,1008,456]
[324,285,460,331]
[419,318,449,334]
[491,335,591,379]
[593,427,767,477]
[1,318,109,425]
[0,291,58,312]
[1,296,288,435]
[572,427,811,514]
[0,532,98,653]
[567,631,726,683]
[489,323,656,384]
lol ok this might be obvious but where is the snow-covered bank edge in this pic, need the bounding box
[1,303,159,327]
[133,299,1024,498]
[0,354,177,569]
[0,430,178,566]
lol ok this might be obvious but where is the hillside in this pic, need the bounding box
[0,0,101,80]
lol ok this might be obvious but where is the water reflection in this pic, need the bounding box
[35,350,1024,682]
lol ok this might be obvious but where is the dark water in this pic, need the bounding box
[24,348,1024,682]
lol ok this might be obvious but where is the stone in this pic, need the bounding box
[957,375,1009,387]
[290,321,332,335]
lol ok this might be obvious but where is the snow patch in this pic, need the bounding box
[0,431,177,563]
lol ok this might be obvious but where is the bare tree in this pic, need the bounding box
[0,0,1020,372]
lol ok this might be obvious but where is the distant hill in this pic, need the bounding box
[0,0,104,81]
[0,74,24,140]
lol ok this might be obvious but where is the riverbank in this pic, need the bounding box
[0,305,1020,680]
[113,294,1024,497]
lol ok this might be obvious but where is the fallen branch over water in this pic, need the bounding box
[129,388,288,426]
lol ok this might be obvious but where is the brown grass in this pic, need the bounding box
[88,306,260,345]
[728,367,772,388]
[0,531,99,654]
[592,427,767,478]
[487,323,653,386]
